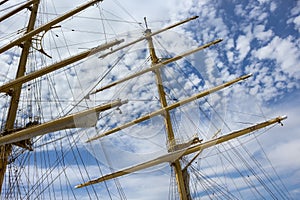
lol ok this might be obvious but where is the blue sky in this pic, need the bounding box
[0,0,300,199]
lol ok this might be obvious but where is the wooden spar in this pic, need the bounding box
[0,99,128,146]
[0,0,102,54]
[91,38,223,95]
[75,115,287,189]
[97,16,199,60]
[0,0,38,22]
[86,74,252,142]
[0,39,124,93]
[185,116,287,154]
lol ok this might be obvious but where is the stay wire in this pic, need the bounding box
[230,143,277,199]
[0,0,27,12]
[99,136,128,200]
[38,11,142,25]
[51,22,101,198]
[24,131,83,199]
[253,134,293,199]
[97,5,108,43]
[237,138,283,198]
[29,62,93,199]
[210,91,286,199]
[112,0,144,29]
[84,139,114,200]
[222,145,265,199]
[190,164,239,200]
[229,141,277,199]
[62,43,135,117]
[47,84,96,198]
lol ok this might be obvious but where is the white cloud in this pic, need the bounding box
[290,1,300,16]
[291,15,300,33]
[287,1,300,34]
[236,35,251,62]
[253,36,300,79]
[269,138,300,170]
[257,0,270,4]
[270,2,277,12]
[253,24,273,41]
[234,4,246,17]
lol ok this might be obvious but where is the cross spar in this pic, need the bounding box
[76,116,286,188]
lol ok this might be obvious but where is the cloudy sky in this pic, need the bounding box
[0,0,300,199]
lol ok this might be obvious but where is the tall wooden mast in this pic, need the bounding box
[0,0,40,192]
[144,18,190,200]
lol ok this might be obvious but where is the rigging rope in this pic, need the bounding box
[111,0,144,30]
[0,0,27,12]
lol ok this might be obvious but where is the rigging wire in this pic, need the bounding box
[19,129,94,199]
[44,2,132,198]
[207,89,291,199]
[168,166,179,200]
[0,0,27,12]
[42,13,100,199]
[97,4,108,43]
[189,163,239,199]
[96,132,127,200]
[112,0,144,30]
[37,11,143,25]
[7,42,78,200]
[4,1,93,200]
[253,135,293,199]
[242,142,289,199]
[84,136,116,200]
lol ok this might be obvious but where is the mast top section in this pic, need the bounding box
[0,0,103,54]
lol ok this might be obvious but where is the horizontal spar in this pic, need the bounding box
[86,74,251,142]
[0,99,128,146]
[97,16,199,60]
[0,39,124,93]
[75,115,287,188]
[91,38,223,95]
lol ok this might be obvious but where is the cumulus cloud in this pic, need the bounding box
[253,36,300,79]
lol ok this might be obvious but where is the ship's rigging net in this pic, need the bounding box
[0,0,291,199]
